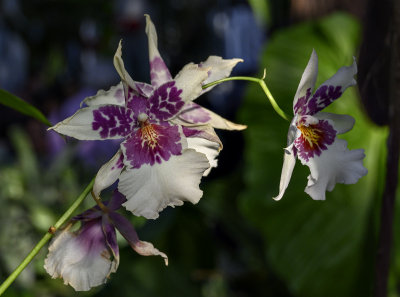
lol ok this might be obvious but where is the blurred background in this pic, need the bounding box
[0,0,397,296]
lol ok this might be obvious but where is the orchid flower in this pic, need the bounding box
[274,50,368,201]
[44,191,167,291]
[50,15,246,219]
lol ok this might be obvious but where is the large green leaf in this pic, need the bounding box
[238,13,387,297]
[0,88,51,126]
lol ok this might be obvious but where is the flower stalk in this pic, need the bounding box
[202,73,291,121]
[0,178,95,296]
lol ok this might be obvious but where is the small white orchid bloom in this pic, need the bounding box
[44,192,167,291]
[50,15,246,219]
[274,50,368,201]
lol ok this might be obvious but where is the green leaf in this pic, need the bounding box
[238,12,387,297]
[0,88,51,126]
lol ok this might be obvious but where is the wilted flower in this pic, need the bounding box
[274,50,368,201]
[44,191,167,291]
[50,15,245,219]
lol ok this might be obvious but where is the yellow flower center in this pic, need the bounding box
[140,123,158,149]
[297,124,323,148]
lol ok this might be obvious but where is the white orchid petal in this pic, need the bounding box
[49,105,133,140]
[313,112,355,135]
[293,49,318,114]
[200,56,243,93]
[81,83,125,107]
[174,63,210,103]
[145,14,173,87]
[93,150,124,197]
[44,221,118,291]
[301,139,367,200]
[187,138,220,176]
[118,149,209,219]
[273,148,297,201]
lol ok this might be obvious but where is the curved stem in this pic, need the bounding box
[202,75,291,121]
[0,178,95,296]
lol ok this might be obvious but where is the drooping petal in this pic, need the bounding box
[107,191,127,211]
[81,83,125,107]
[302,57,357,116]
[300,138,367,200]
[200,56,243,94]
[109,212,168,265]
[177,102,247,130]
[50,105,134,140]
[293,49,318,115]
[93,150,124,197]
[113,40,154,98]
[121,123,185,169]
[101,216,120,267]
[273,148,297,201]
[173,63,210,103]
[118,149,209,219]
[313,112,355,135]
[145,14,172,87]
[186,137,220,176]
[147,81,185,121]
[44,220,118,291]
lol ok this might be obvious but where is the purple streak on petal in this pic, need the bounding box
[122,123,182,168]
[109,212,140,246]
[75,219,107,254]
[125,86,148,118]
[306,85,342,115]
[294,119,336,162]
[150,57,172,87]
[92,105,133,139]
[135,82,154,98]
[182,127,221,144]
[115,88,125,103]
[110,153,124,171]
[179,102,211,124]
[102,216,119,258]
[107,191,127,211]
[293,88,312,115]
[73,208,102,221]
[148,81,184,121]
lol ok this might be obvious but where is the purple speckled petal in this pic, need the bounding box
[294,117,336,162]
[148,81,184,121]
[92,105,134,139]
[121,123,184,169]
[294,55,357,116]
[145,15,172,87]
[125,85,148,118]
[110,212,168,265]
[293,50,318,115]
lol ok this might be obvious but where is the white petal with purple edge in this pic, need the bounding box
[145,14,173,87]
[49,105,133,140]
[44,222,118,291]
[187,137,220,176]
[174,63,210,103]
[273,146,297,201]
[200,56,243,93]
[313,112,355,135]
[118,149,209,219]
[300,139,367,200]
[293,49,318,114]
[81,83,125,107]
[93,150,124,197]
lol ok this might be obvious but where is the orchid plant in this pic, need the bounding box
[0,14,367,295]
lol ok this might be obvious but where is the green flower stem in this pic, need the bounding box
[202,75,291,121]
[0,178,95,296]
